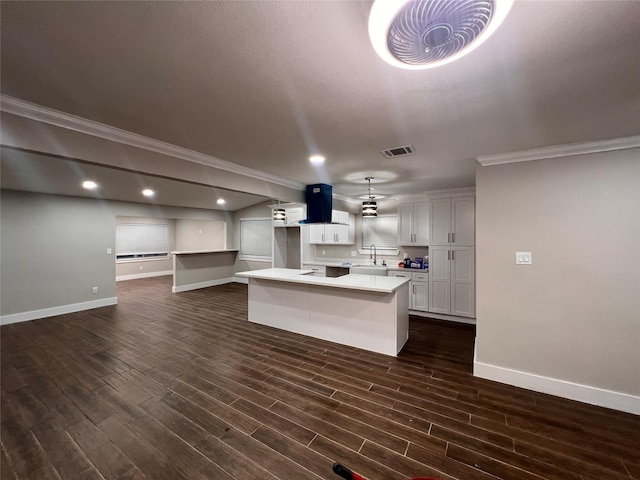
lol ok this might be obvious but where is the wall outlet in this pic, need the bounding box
[92,287,98,294]
[516,252,532,265]
[106,248,112,254]
[322,250,326,255]
[139,265,144,270]
[351,251,357,257]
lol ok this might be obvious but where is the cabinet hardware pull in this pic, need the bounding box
[452,250,455,261]
[413,285,416,294]
[448,250,450,261]
[451,232,454,244]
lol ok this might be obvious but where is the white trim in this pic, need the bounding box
[410,311,476,325]
[116,256,170,264]
[0,297,118,325]
[116,271,172,282]
[474,361,640,415]
[172,277,235,293]
[476,136,640,166]
[233,276,249,284]
[0,94,304,191]
[237,256,273,262]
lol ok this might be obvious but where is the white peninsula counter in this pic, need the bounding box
[236,268,410,356]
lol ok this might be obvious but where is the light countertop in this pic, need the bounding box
[236,268,410,293]
[172,249,238,255]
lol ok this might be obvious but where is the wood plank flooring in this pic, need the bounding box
[1,276,639,480]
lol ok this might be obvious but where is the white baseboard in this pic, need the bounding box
[233,276,249,284]
[474,361,640,415]
[172,277,235,293]
[116,270,173,281]
[410,310,476,325]
[1,297,118,325]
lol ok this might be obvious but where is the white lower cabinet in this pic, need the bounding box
[302,264,326,277]
[387,270,429,312]
[410,272,429,312]
[429,246,475,317]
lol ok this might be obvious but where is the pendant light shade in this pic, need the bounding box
[362,177,377,217]
[273,207,286,224]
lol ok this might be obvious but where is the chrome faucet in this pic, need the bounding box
[369,244,377,265]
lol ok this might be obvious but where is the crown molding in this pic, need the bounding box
[476,136,640,166]
[0,94,305,191]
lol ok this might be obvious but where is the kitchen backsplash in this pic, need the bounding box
[311,244,428,266]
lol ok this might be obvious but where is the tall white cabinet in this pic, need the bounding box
[398,202,429,246]
[429,196,475,318]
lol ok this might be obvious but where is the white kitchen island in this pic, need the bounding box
[236,268,410,356]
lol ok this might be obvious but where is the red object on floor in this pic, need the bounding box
[332,462,441,480]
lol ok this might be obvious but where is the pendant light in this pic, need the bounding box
[362,177,377,217]
[273,200,286,224]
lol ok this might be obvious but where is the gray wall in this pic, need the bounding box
[1,190,236,317]
[175,219,226,251]
[475,148,640,397]
[1,190,116,316]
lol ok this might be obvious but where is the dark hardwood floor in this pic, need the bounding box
[1,276,639,480]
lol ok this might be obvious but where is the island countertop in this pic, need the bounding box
[236,268,410,293]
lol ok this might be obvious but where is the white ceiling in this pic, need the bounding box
[1,1,639,207]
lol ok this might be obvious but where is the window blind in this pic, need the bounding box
[116,223,169,257]
[362,215,398,250]
[240,218,272,259]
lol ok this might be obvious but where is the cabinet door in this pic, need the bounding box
[411,281,429,311]
[309,224,326,244]
[413,202,430,245]
[323,223,337,243]
[429,246,451,314]
[397,204,414,245]
[336,224,353,244]
[333,211,354,244]
[451,197,475,246]
[430,199,451,245]
[451,247,475,317]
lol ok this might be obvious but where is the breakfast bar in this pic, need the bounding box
[236,268,410,356]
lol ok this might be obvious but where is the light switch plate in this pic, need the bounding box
[516,252,532,265]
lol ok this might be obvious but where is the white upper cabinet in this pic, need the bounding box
[430,196,475,246]
[398,202,429,246]
[309,210,354,244]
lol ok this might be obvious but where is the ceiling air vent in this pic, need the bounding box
[381,144,415,158]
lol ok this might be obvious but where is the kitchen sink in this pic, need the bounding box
[349,265,387,276]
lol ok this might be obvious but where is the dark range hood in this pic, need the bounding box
[299,184,333,224]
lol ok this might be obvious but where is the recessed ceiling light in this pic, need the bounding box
[309,155,325,165]
[217,198,226,205]
[142,189,154,197]
[82,180,98,190]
